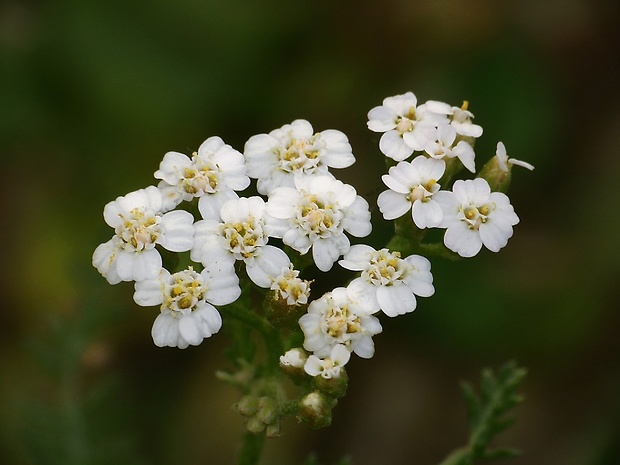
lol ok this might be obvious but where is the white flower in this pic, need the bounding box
[304,344,351,379]
[425,100,483,138]
[270,264,311,306]
[133,266,235,348]
[423,124,476,173]
[299,287,382,359]
[340,245,434,317]
[280,348,307,368]
[244,119,355,195]
[154,136,250,213]
[367,92,447,161]
[93,186,194,283]
[377,156,445,228]
[266,175,372,272]
[192,196,291,288]
[434,178,520,257]
[495,142,535,172]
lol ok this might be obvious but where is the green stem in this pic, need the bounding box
[238,431,266,465]
[223,302,285,373]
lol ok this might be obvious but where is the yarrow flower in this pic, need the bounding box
[422,124,476,173]
[192,196,291,288]
[154,136,250,216]
[244,119,355,195]
[270,264,311,306]
[92,186,194,284]
[434,178,520,257]
[340,245,434,317]
[377,155,445,228]
[133,266,238,348]
[367,91,448,161]
[304,344,350,379]
[425,100,483,139]
[299,287,382,359]
[266,175,372,272]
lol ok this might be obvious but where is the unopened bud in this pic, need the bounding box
[478,156,512,193]
[298,392,335,429]
[256,396,278,425]
[245,416,266,434]
[233,395,259,416]
[313,369,348,399]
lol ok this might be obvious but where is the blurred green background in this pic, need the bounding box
[2,0,620,464]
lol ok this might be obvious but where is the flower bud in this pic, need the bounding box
[256,396,278,425]
[298,392,335,429]
[232,395,259,416]
[245,416,266,434]
[313,369,348,399]
[478,156,512,193]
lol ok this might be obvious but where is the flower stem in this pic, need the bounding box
[238,431,266,465]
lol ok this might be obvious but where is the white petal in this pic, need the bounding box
[133,272,167,306]
[201,261,241,305]
[266,188,298,218]
[312,238,342,272]
[320,130,355,168]
[453,141,476,173]
[339,244,376,270]
[377,190,411,221]
[154,151,192,184]
[198,189,239,221]
[351,335,375,359]
[245,246,291,288]
[92,238,122,284]
[444,222,482,257]
[379,131,413,161]
[152,313,184,348]
[330,344,351,366]
[479,221,513,252]
[376,284,417,317]
[346,278,379,313]
[158,210,195,252]
[342,197,372,237]
[412,199,443,229]
[303,355,324,377]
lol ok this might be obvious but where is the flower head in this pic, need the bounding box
[434,178,520,257]
[367,92,447,161]
[340,245,434,317]
[377,156,445,228]
[93,186,194,283]
[266,175,372,272]
[192,196,291,288]
[304,344,351,379]
[270,264,311,306]
[423,124,476,173]
[133,266,235,348]
[154,136,250,213]
[299,287,382,359]
[425,100,483,139]
[244,119,355,195]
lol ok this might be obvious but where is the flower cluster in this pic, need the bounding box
[93,91,533,432]
[369,92,533,258]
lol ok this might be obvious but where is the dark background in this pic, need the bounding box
[2,1,620,464]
